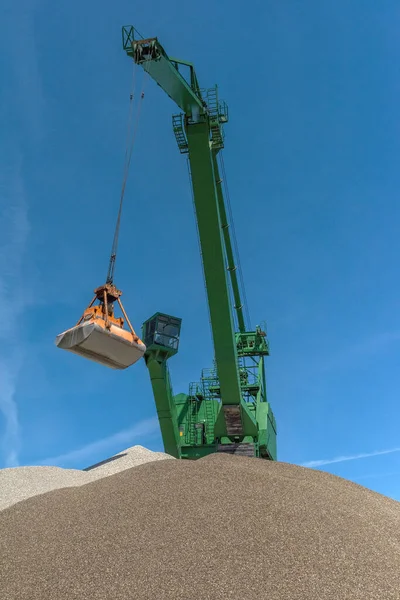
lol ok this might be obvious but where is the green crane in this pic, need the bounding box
[122,26,277,460]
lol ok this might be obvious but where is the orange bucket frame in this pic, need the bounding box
[77,283,143,345]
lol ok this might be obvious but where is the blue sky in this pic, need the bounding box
[1,1,399,500]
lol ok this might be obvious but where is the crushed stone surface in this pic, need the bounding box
[0,445,173,511]
[0,453,399,600]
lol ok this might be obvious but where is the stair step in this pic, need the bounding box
[217,443,255,457]
[222,405,243,436]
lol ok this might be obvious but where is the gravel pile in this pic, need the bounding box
[1,453,399,599]
[82,444,174,478]
[0,445,173,511]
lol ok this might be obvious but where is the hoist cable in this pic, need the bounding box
[219,152,252,331]
[106,66,147,285]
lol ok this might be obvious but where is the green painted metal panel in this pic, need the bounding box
[139,50,202,117]
[185,119,242,408]
[144,355,181,458]
[256,402,277,460]
[123,28,203,118]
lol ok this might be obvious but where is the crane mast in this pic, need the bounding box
[123,27,277,460]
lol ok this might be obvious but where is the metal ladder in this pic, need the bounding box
[186,384,200,445]
[172,114,189,153]
[203,398,215,443]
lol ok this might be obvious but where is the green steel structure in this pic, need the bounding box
[122,26,277,460]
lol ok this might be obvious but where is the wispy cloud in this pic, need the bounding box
[3,2,45,144]
[356,470,400,481]
[346,330,400,360]
[301,447,400,468]
[36,418,160,468]
[0,159,30,468]
[318,330,400,373]
[0,357,24,468]
[0,2,46,469]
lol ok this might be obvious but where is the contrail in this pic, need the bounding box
[301,447,400,468]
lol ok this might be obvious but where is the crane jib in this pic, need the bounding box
[125,36,204,118]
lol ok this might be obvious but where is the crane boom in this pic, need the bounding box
[185,120,244,411]
[122,28,203,116]
[122,27,248,339]
[123,26,277,460]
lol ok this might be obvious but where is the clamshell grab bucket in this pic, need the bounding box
[55,283,146,370]
[56,321,146,369]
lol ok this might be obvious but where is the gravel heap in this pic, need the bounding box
[0,445,173,511]
[1,453,399,600]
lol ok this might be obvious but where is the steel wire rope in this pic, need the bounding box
[219,151,252,331]
[106,64,148,284]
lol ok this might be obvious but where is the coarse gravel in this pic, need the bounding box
[1,453,399,600]
[0,445,174,511]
